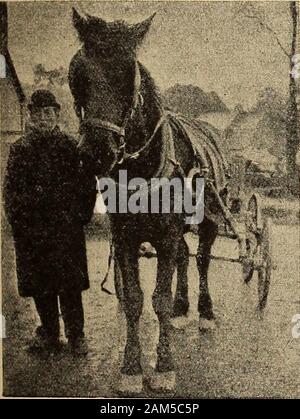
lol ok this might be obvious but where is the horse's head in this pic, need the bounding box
[71,8,155,175]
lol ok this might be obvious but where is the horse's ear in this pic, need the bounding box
[130,13,156,44]
[72,7,86,32]
[86,13,107,28]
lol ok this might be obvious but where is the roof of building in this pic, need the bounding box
[0,2,25,103]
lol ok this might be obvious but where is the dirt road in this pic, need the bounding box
[2,224,299,398]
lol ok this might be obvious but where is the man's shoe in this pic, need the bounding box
[68,336,89,356]
[27,326,62,356]
[27,326,47,352]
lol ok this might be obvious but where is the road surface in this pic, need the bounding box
[2,224,299,398]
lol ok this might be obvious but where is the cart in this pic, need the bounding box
[138,155,274,311]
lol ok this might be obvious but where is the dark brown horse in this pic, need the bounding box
[69,8,224,394]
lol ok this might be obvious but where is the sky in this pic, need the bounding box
[7,1,295,109]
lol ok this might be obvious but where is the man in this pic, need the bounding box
[4,90,97,356]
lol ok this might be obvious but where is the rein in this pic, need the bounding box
[80,60,148,164]
[118,113,167,163]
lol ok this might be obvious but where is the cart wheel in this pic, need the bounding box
[257,217,273,310]
[243,194,262,283]
[242,232,256,284]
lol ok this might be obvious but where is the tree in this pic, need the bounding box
[236,2,299,194]
[287,2,299,194]
[33,64,67,87]
[254,87,286,117]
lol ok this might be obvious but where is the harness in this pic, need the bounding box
[79,61,168,166]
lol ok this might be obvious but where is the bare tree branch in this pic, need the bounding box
[238,6,290,59]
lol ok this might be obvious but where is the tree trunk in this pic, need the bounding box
[286,1,299,195]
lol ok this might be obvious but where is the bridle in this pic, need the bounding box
[80,60,148,165]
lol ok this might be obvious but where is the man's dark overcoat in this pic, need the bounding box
[4,126,97,297]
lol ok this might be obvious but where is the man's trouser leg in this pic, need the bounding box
[59,290,84,342]
[33,292,60,344]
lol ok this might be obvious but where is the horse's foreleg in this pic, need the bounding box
[172,237,189,318]
[114,258,124,311]
[197,218,218,330]
[114,241,143,394]
[151,238,179,392]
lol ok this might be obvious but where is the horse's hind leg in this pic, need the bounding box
[172,237,189,318]
[114,240,143,395]
[197,217,218,331]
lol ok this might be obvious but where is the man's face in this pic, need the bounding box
[29,106,59,133]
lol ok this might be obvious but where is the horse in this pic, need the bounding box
[69,8,226,394]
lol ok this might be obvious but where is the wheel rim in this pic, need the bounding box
[243,194,260,283]
[257,218,272,310]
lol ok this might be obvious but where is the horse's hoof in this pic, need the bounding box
[198,318,217,332]
[117,374,143,396]
[149,371,176,393]
[170,316,191,330]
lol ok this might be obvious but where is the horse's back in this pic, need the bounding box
[168,112,229,193]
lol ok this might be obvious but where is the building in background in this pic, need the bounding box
[0,1,25,145]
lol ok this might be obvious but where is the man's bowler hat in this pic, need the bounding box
[28,90,61,111]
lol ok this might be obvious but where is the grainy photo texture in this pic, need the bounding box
[0,0,299,399]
